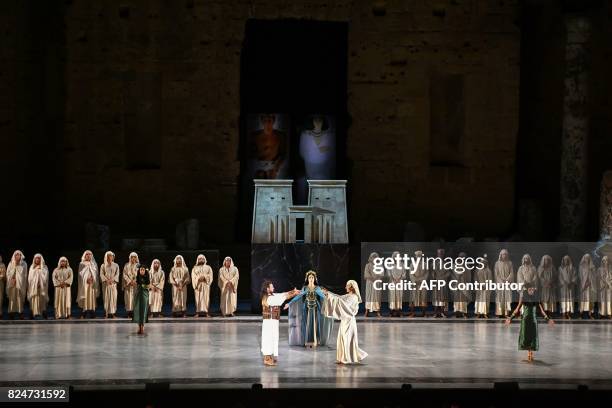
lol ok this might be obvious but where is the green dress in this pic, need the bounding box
[132,272,150,324]
[518,290,539,351]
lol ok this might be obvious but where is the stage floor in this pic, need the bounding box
[1,319,611,389]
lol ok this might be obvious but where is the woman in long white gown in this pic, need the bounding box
[323,280,368,365]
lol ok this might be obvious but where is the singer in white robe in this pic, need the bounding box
[517,254,538,288]
[100,251,119,317]
[431,248,450,317]
[0,256,6,317]
[387,251,405,316]
[77,250,99,317]
[474,255,492,317]
[410,250,429,316]
[363,252,381,316]
[149,259,165,315]
[452,252,471,316]
[219,256,239,317]
[579,254,597,316]
[169,255,190,316]
[27,254,49,318]
[598,256,612,318]
[323,280,368,364]
[122,252,139,314]
[558,255,577,317]
[6,250,27,317]
[192,254,213,316]
[52,257,73,319]
[494,249,515,317]
[537,255,556,313]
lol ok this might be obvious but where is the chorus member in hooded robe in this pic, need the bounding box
[431,248,450,318]
[0,256,6,318]
[409,250,429,317]
[579,254,597,319]
[122,252,139,318]
[387,251,405,317]
[133,264,150,335]
[149,259,165,317]
[495,249,515,318]
[192,254,213,317]
[598,256,612,318]
[474,255,493,318]
[505,285,554,363]
[219,256,239,317]
[100,251,119,318]
[169,255,190,317]
[27,254,49,319]
[363,252,381,317]
[323,280,368,365]
[6,250,27,319]
[260,281,299,366]
[78,250,99,318]
[517,254,538,289]
[52,257,73,319]
[285,270,333,347]
[537,255,556,315]
[452,252,471,318]
[558,255,577,319]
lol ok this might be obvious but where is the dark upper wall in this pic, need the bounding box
[18,0,612,251]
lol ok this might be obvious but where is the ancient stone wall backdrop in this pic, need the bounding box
[1,0,522,249]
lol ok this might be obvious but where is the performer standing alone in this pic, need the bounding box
[505,284,554,363]
[133,264,150,335]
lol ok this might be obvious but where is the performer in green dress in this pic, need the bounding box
[505,285,554,362]
[132,264,150,335]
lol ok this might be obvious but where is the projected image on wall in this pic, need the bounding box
[299,114,336,180]
[246,113,290,180]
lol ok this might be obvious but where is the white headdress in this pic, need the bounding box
[346,279,362,303]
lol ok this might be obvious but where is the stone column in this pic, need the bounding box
[600,171,612,240]
[559,15,591,241]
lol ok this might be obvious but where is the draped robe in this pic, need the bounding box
[52,266,73,318]
[77,261,99,311]
[219,265,239,315]
[100,262,119,314]
[324,292,367,364]
[27,265,49,316]
[149,268,165,313]
[192,264,213,313]
[122,263,138,312]
[6,261,27,314]
[169,266,190,312]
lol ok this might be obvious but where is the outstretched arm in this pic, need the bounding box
[539,303,555,325]
[505,299,523,325]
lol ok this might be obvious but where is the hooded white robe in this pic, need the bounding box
[77,251,99,311]
[387,251,405,310]
[0,259,6,314]
[6,251,28,314]
[558,256,577,313]
[598,257,612,316]
[324,280,367,364]
[100,251,119,315]
[474,259,492,314]
[219,256,239,316]
[431,253,451,307]
[537,255,556,312]
[27,254,49,316]
[579,254,597,312]
[169,255,190,312]
[494,249,514,316]
[52,257,73,318]
[122,252,139,312]
[517,254,538,288]
[411,251,429,307]
[452,257,471,313]
[192,255,213,314]
[149,260,165,313]
[364,252,381,312]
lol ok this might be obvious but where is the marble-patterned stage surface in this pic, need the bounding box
[1,318,611,389]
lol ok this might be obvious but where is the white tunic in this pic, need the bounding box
[192,264,213,313]
[494,260,514,315]
[149,268,165,313]
[324,292,367,364]
[219,266,239,315]
[0,262,6,312]
[261,293,287,357]
[77,261,99,310]
[364,261,381,312]
[6,261,27,313]
[27,265,49,316]
[558,263,577,313]
[169,266,190,312]
[100,262,119,314]
[122,263,138,312]
[52,267,73,318]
